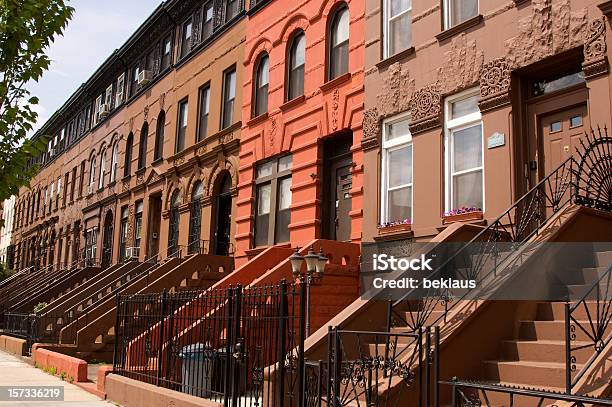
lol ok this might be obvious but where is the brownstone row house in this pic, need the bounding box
[10,0,245,270]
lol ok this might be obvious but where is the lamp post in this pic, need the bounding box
[290,246,328,337]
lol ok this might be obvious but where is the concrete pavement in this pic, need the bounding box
[0,350,114,406]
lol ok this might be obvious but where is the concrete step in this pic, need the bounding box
[460,383,567,407]
[536,301,606,321]
[501,339,591,364]
[595,251,612,267]
[519,320,592,341]
[483,360,579,389]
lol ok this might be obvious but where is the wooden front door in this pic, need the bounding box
[540,104,588,176]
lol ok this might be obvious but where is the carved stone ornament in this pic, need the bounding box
[122,181,130,193]
[583,17,609,80]
[197,146,207,156]
[331,89,340,132]
[361,107,380,151]
[160,92,166,110]
[479,57,511,113]
[137,172,145,185]
[144,105,150,121]
[409,84,442,135]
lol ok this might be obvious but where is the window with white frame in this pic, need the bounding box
[444,90,483,212]
[381,115,413,224]
[110,143,118,183]
[89,157,96,188]
[116,74,125,106]
[98,150,106,189]
[105,85,113,110]
[385,0,412,58]
[443,0,478,29]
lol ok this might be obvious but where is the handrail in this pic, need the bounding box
[565,262,612,393]
[389,156,575,330]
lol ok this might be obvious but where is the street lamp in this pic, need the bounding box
[290,246,328,336]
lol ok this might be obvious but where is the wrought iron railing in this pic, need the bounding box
[389,127,612,335]
[113,281,306,407]
[565,262,612,393]
[441,379,612,407]
[388,155,576,332]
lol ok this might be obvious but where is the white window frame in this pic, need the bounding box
[116,74,125,106]
[89,157,96,187]
[98,151,106,190]
[95,95,103,123]
[110,143,118,183]
[444,88,484,213]
[443,0,479,30]
[105,85,113,109]
[383,0,412,58]
[380,112,413,224]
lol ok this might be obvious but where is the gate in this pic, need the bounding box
[114,281,306,407]
[324,327,439,407]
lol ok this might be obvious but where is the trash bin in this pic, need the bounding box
[179,343,216,397]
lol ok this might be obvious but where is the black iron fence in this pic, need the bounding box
[113,281,306,407]
[3,312,80,354]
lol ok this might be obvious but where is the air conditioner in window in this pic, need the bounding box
[126,247,140,259]
[137,70,153,86]
[99,104,110,119]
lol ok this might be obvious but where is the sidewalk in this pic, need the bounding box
[0,350,114,406]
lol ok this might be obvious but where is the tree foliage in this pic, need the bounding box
[0,0,74,201]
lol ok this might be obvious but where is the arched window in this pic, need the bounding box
[89,156,96,189]
[98,149,106,189]
[138,122,148,170]
[287,32,305,100]
[188,182,204,253]
[110,142,118,183]
[253,54,269,117]
[154,111,165,161]
[328,5,349,80]
[167,189,182,257]
[124,133,133,177]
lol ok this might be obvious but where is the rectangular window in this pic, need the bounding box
[444,90,483,212]
[181,19,193,59]
[116,74,125,106]
[134,201,143,250]
[225,0,239,22]
[381,115,413,224]
[95,95,103,123]
[203,2,214,39]
[385,0,412,57]
[119,206,129,260]
[63,173,69,206]
[70,167,77,202]
[79,161,85,197]
[176,99,189,153]
[105,85,113,110]
[197,84,210,142]
[444,0,478,29]
[131,65,140,96]
[162,35,173,70]
[221,67,236,129]
[254,155,292,247]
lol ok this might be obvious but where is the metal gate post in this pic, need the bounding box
[224,287,234,407]
[157,290,167,386]
[231,285,243,407]
[112,293,121,371]
[298,279,307,407]
[277,281,288,407]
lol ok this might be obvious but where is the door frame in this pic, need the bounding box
[321,132,353,241]
[526,86,588,185]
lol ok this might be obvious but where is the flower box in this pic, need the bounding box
[377,223,412,235]
[442,210,483,225]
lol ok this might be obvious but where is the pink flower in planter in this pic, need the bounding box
[443,207,482,217]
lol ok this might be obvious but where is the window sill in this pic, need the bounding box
[122,175,131,182]
[373,229,414,242]
[376,47,415,70]
[320,72,351,92]
[436,15,483,43]
[108,181,116,188]
[514,0,530,5]
[152,158,163,166]
[442,210,483,225]
[135,168,146,175]
[280,95,306,112]
[246,112,268,127]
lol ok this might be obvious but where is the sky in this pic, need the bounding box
[27,0,163,134]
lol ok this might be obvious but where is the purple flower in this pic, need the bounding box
[443,207,482,217]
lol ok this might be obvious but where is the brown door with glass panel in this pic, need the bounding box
[333,162,352,241]
[322,133,353,242]
[540,105,588,176]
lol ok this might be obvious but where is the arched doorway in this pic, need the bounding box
[167,189,181,257]
[188,182,204,254]
[102,210,114,268]
[212,173,232,256]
